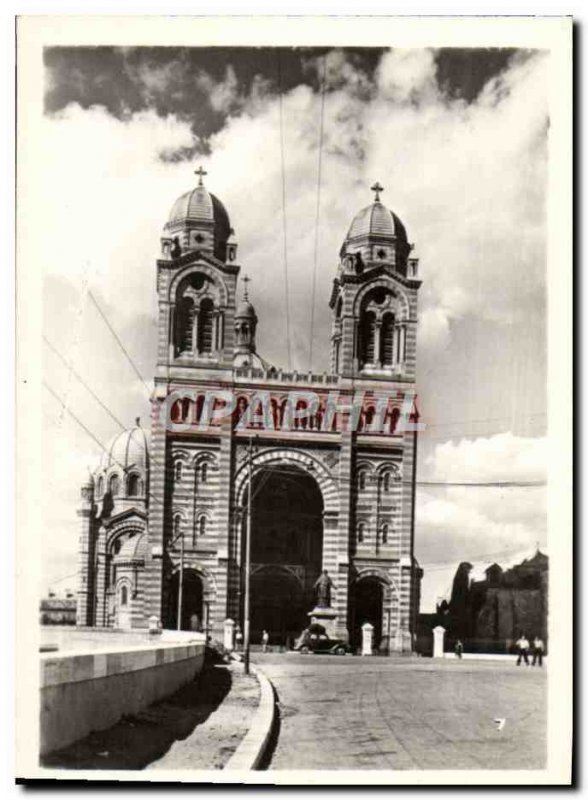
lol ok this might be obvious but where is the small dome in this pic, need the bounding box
[346,201,408,243]
[99,420,150,472]
[235,299,257,319]
[114,532,149,563]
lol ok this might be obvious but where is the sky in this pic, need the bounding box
[38,45,549,610]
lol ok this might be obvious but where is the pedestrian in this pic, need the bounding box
[262,629,269,653]
[235,625,243,651]
[455,639,464,659]
[532,635,544,667]
[515,633,530,666]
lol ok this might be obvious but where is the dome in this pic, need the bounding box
[114,532,149,563]
[346,201,408,243]
[166,186,231,239]
[235,299,257,319]
[98,420,150,472]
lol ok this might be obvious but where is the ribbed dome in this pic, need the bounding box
[99,421,150,472]
[114,532,149,563]
[166,186,231,240]
[347,201,408,243]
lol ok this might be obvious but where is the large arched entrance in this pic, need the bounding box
[242,465,324,645]
[168,569,204,631]
[351,577,384,651]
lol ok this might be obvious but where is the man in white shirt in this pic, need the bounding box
[532,636,545,666]
[516,634,530,666]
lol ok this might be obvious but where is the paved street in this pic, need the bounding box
[253,653,546,770]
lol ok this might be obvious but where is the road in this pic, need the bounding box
[253,653,546,771]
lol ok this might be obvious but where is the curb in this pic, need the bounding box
[224,663,276,771]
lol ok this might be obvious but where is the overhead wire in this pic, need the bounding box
[43,335,127,431]
[88,290,152,398]
[308,53,327,372]
[276,49,293,370]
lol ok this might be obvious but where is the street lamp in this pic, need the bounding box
[243,436,254,674]
[170,519,185,631]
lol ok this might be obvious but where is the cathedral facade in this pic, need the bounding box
[76,170,423,652]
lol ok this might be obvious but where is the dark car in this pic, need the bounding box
[293,630,351,655]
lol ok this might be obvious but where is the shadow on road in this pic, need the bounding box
[41,663,232,771]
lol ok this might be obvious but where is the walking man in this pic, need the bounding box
[455,639,464,659]
[516,633,530,666]
[262,629,269,653]
[235,625,243,652]
[532,635,544,666]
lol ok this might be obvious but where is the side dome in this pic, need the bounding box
[98,420,150,472]
[162,168,235,263]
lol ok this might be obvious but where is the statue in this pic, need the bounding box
[313,570,334,608]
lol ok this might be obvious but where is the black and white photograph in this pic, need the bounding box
[15,15,572,785]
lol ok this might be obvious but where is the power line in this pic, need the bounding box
[88,290,152,398]
[276,50,292,370]
[43,335,126,431]
[308,54,327,372]
[43,381,166,511]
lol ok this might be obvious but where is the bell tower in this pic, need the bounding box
[156,167,240,372]
[329,182,421,381]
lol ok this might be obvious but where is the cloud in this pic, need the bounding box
[416,433,547,609]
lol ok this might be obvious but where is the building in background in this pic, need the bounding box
[75,171,423,651]
[40,591,77,626]
[417,550,548,655]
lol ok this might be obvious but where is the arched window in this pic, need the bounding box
[96,476,104,498]
[175,461,183,482]
[200,462,208,484]
[381,313,395,366]
[109,474,120,496]
[176,296,196,354]
[127,473,140,497]
[357,522,365,544]
[335,296,343,318]
[120,584,128,606]
[198,516,207,537]
[197,298,215,354]
[358,470,366,491]
[359,311,376,366]
[381,524,389,545]
[383,472,391,493]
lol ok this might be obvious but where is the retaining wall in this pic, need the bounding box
[40,636,206,755]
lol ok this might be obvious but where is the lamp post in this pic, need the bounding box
[170,523,185,631]
[243,436,253,674]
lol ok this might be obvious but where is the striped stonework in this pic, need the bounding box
[76,186,422,652]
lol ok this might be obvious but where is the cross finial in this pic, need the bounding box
[371,181,384,202]
[242,274,251,301]
[194,165,208,186]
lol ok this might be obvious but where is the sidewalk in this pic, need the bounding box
[42,660,259,771]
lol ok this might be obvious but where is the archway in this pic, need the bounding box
[241,465,324,645]
[168,569,204,631]
[351,577,384,651]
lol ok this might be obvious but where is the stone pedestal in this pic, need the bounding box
[433,625,446,658]
[362,622,374,656]
[224,618,235,652]
[308,606,338,638]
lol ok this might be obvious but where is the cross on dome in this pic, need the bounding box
[194,165,208,186]
[370,181,384,202]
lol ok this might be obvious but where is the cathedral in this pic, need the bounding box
[76,168,423,652]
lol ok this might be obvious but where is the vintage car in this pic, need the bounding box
[292,624,352,655]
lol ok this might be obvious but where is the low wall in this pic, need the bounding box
[40,636,206,756]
